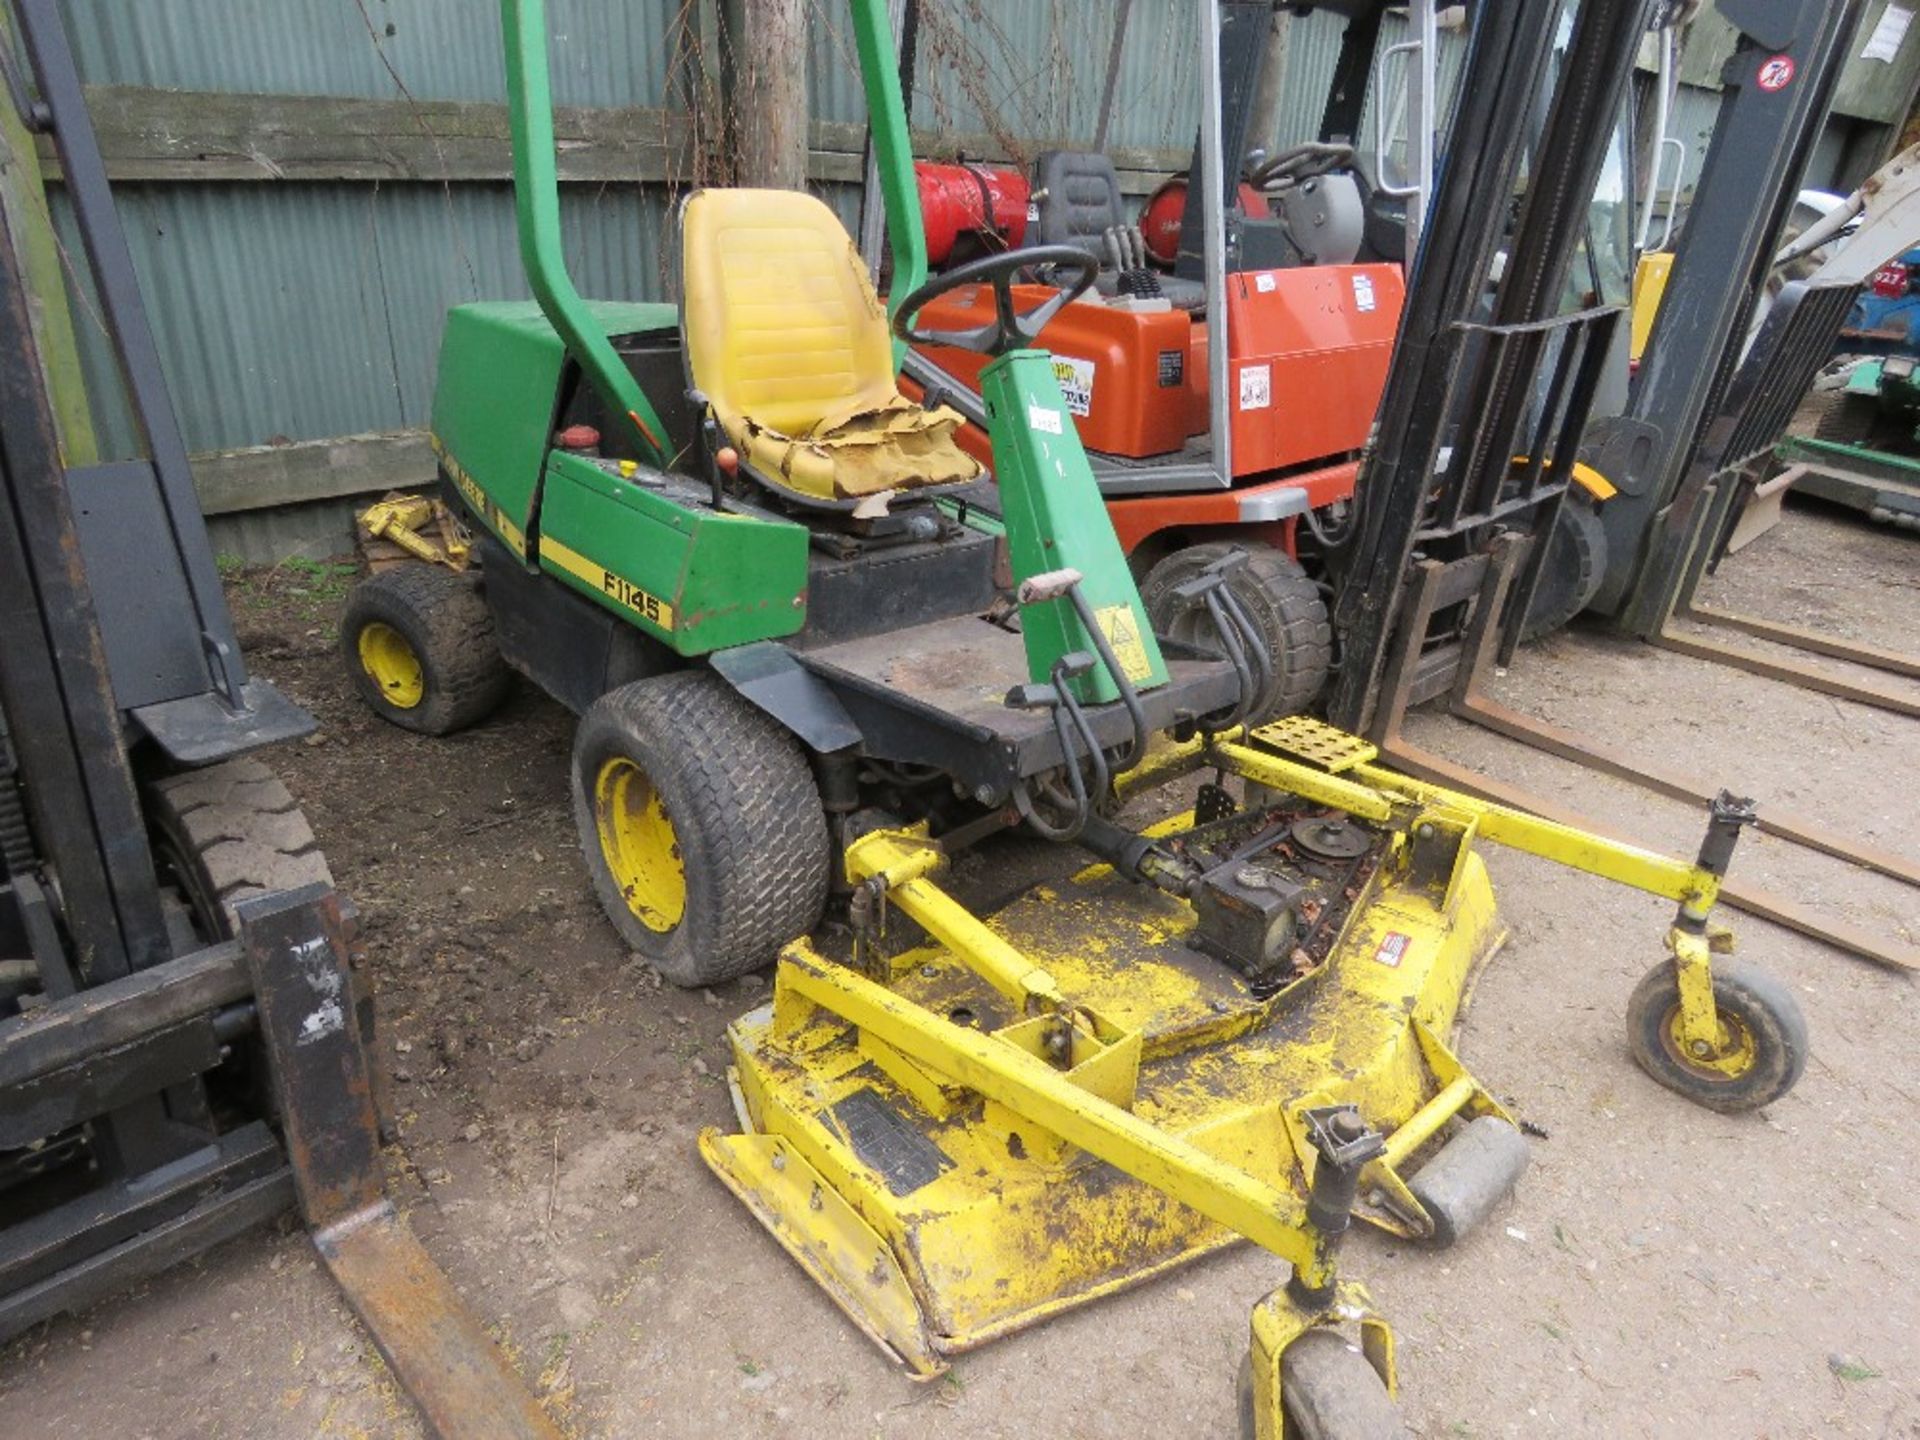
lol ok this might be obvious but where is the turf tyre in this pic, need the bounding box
[341,564,510,735]
[571,671,829,986]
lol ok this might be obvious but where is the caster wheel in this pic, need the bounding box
[1237,1332,1410,1440]
[1406,1114,1531,1249]
[1626,957,1808,1113]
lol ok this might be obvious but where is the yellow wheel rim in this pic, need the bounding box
[594,757,686,933]
[358,622,424,709]
[1660,1004,1758,1081]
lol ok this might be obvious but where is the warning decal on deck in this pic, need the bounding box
[1094,604,1155,684]
[1373,931,1411,968]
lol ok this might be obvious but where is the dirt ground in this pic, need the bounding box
[3,499,1917,1439]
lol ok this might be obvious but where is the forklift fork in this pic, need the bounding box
[239,885,560,1440]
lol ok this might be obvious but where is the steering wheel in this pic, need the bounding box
[892,245,1099,357]
[1248,141,1356,192]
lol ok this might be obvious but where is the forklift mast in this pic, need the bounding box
[1584,0,1872,628]
[3,0,312,769]
[1327,0,1657,733]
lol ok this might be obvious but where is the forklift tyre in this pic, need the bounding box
[147,757,335,938]
[1139,541,1331,720]
[1235,1332,1410,1440]
[571,671,830,986]
[1625,957,1807,1114]
[1405,1114,1530,1249]
[1521,496,1608,642]
[341,565,511,735]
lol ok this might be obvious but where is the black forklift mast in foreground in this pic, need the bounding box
[1327,0,1656,734]
[0,4,557,1431]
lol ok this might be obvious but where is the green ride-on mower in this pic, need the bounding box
[340,0,1808,1431]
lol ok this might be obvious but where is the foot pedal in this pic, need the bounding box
[1250,716,1379,774]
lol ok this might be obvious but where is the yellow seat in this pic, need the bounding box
[680,187,983,503]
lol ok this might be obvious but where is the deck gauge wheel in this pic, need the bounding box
[1625,957,1808,1113]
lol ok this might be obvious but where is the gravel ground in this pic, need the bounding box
[2,498,1915,1439]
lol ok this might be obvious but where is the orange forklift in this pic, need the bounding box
[887,1,1616,714]
[888,0,1432,716]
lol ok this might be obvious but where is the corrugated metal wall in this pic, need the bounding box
[42,1,1920,501]
[57,0,685,463]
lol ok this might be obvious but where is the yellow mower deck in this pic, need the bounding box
[703,790,1506,1375]
[701,716,1789,1429]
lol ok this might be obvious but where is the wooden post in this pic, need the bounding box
[728,0,810,189]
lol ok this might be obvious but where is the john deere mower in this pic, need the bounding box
[340,0,1807,1430]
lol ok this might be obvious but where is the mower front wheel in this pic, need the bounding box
[1625,957,1807,1113]
[571,671,830,986]
[1139,540,1331,721]
[341,564,511,734]
[1236,1331,1410,1440]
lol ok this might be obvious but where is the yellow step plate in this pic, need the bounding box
[1249,715,1379,773]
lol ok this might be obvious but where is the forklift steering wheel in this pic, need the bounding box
[1249,141,1355,191]
[893,246,1100,357]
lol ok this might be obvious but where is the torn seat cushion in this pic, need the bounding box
[715,393,982,501]
[681,186,983,502]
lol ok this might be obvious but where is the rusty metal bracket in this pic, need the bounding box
[1367,546,1920,974]
[238,886,561,1440]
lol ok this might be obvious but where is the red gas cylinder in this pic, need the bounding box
[916,161,1030,265]
[1138,176,1270,267]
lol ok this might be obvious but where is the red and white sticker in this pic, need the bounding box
[1756,54,1796,92]
[1373,931,1411,968]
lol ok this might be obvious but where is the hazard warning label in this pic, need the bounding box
[1093,604,1155,684]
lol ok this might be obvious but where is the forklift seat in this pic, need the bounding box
[1030,150,1207,311]
[680,187,983,503]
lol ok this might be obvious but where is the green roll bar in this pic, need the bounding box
[500,0,928,444]
[501,0,671,465]
[848,0,927,370]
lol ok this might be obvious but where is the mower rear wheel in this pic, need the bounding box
[1808,388,1882,448]
[341,564,510,735]
[1236,1332,1409,1440]
[1625,957,1807,1113]
[571,671,830,986]
[1139,541,1331,721]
